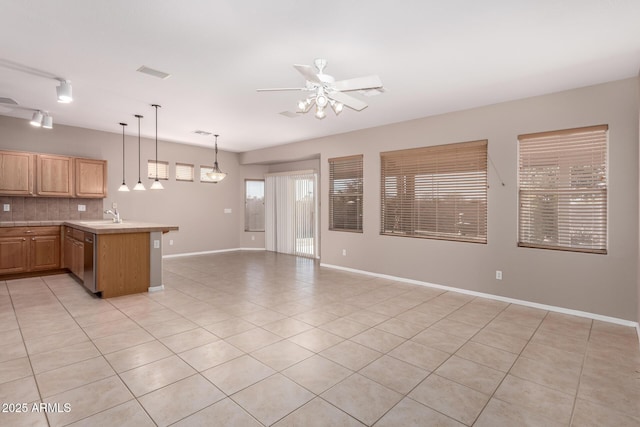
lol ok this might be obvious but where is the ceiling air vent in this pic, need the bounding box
[0,97,18,105]
[136,66,171,80]
[193,130,212,136]
[279,111,300,118]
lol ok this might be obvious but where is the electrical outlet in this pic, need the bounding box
[153,239,160,249]
[3,204,9,212]
[342,249,347,256]
[496,270,503,280]
[251,235,255,241]
[78,204,86,212]
[112,202,117,209]
[224,208,232,214]
[169,239,174,246]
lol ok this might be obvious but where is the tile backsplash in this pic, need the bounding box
[0,197,103,221]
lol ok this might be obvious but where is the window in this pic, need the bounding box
[245,179,265,231]
[328,155,363,232]
[147,160,168,180]
[200,166,215,183]
[518,125,607,254]
[381,140,487,243]
[176,163,194,182]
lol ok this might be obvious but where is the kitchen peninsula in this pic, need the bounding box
[63,220,178,298]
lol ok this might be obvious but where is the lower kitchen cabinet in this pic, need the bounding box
[63,226,84,280]
[0,226,61,275]
[0,236,29,274]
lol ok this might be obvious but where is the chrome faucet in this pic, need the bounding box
[104,209,122,223]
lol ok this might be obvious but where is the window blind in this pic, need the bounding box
[176,163,194,181]
[381,140,487,243]
[518,125,607,254]
[147,160,169,180]
[329,155,363,232]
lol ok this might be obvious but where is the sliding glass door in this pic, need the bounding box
[265,171,318,258]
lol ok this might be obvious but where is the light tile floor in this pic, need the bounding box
[0,251,639,426]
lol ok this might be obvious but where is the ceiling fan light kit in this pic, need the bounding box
[258,58,383,119]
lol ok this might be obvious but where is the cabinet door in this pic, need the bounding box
[0,151,33,195]
[36,154,73,196]
[64,235,74,270]
[75,158,107,198]
[0,236,29,274]
[73,241,84,279]
[29,235,61,271]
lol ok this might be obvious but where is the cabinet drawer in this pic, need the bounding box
[0,226,60,237]
[71,228,84,241]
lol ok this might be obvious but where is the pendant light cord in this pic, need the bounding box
[135,114,143,182]
[152,104,161,180]
[121,123,126,182]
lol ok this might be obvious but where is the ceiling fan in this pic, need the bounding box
[257,58,383,119]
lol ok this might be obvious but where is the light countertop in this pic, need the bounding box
[0,220,178,235]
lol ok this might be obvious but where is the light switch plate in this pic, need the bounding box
[153,240,160,249]
[78,204,86,212]
[3,204,9,212]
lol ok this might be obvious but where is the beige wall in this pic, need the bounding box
[242,78,639,321]
[0,115,241,255]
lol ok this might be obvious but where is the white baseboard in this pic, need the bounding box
[163,248,265,259]
[320,262,639,329]
[148,285,164,293]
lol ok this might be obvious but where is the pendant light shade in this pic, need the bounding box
[133,114,146,191]
[206,134,227,183]
[118,122,130,192]
[150,104,163,190]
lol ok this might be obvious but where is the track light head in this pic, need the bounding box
[56,80,72,103]
[30,111,43,127]
[42,114,53,129]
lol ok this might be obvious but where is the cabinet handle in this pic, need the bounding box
[22,238,26,241]
[32,238,35,241]
[26,230,33,233]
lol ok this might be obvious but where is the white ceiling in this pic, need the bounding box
[1,1,639,153]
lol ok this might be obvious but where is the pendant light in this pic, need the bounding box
[118,122,130,192]
[133,114,146,191]
[206,134,227,183]
[150,104,163,190]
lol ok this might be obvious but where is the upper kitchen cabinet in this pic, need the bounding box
[0,150,33,195]
[75,158,107,198]
[36,154,73,197]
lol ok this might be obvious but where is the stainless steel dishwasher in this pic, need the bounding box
[83,232,97,292]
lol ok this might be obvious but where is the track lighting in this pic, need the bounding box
[42,114,53,129]
[56,80,72,103]
[28,110,53,128]
[30,111,43,127]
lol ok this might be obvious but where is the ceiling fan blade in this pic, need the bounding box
[256,87,306,92]
[332,75,383,92]
[293,64,322,84]
[328,91,368,111]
